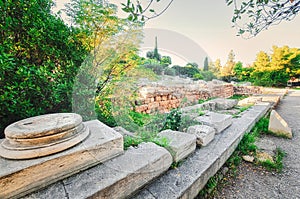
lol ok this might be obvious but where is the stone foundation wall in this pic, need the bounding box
[208,83,234,98]
[134,79,234,114]
[233,86,263,95]
[134,78,263,114]
[134,86,210,114]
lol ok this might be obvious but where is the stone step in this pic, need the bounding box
[194,112,233,133]
[158,130,196,162]
[133,102,271,199]
[23,142,173,199]
[0,120,123,199]
[187,125,216,146]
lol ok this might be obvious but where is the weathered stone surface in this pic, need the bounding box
[0,120,123,199]
[0,113,90,160]
[133,103,271,199]
[158,130,196,162]
[255,138,276,156]
[187,125,215,146]
[210,98,238,110]
[113,126,136,137]
[25,142,172,199]
[4,123,85,147]
[200,101,216,111]
[238,96,262,106]
[257,152,274,163]
[5,113,82,139]
[194,112,232,133]
[0,125,90,159]
[268,110,292,138]
[242,155,255,163]
[181,104,203,113]
[262,96,281,107]
[234,85,262,95]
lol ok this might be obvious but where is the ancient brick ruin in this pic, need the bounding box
[134,77,262,114]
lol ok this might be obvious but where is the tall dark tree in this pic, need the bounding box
[203,57,209,71]
[146,36,161,61]
[153,36,161,61]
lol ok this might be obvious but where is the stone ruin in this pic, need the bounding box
[0,80,276,199]
[0,113,89,159]
[0,114,123,198]
[0,98,241,198]
[134,76,262,114]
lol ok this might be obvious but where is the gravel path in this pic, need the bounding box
[214,89,300,199]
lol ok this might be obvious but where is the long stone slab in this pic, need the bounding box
[158,130,196,162]
[133,102,271,199]
[23,142,173,199]
[0,120,123,199]
[210,98,238,110]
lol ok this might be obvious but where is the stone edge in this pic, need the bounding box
[133,102,271,199]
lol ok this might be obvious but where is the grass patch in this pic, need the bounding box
[123,133,169,150]
[197,116,286,198]
[232,104,253,118]
[229,94,249,100]
[171,160,184,169]
[258,147,285,172]
[198,109,206,116]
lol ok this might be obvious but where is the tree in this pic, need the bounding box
[187,62,199,68]
[211,59,222,77]
[66,0,144,121]
[120,0,300,37]
[252,51,271,72]
[250,45,300,86]
[161,56,172,66]
[226,0,300,37]
[0,0,88,137]
[220,50,236,82]
[203,57,209,71]
[120,0,174,21]
[233,61,253,82]
[146,36,161,61]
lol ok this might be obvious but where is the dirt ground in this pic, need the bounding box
[213,89,300,199]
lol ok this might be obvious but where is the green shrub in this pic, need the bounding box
[0,1,88,137]
[164,67,176,76]
[161,109,182,131]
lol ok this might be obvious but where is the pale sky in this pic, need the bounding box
[54,0,300,66]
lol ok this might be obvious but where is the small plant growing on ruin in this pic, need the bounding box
[229,94,249,100]
[198,109,205,116]
[161,109,182,131]
[123,132,169,150]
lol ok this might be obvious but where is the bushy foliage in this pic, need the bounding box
[143,64,164,75]
[172,65,201,78]
[227,46,300,87]
[0,1,88,137]
[164,67,176,76]
[161,109,182,131]
[200,70,217,81]
[251,46,300,87]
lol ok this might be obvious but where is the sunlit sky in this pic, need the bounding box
[54,0,300,66]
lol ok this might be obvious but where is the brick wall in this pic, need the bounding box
[233,86,262,95]
[133,78,263,114]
